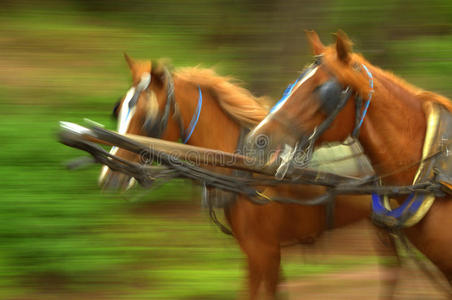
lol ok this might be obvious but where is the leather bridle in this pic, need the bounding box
[276,56,373,178]
[142,67,178,139]
[141,66,203,143]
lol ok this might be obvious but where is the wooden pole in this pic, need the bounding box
[59,121,358,185]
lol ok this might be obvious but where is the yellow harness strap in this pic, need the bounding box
[383,101,438,227]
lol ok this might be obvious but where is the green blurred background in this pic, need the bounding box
[0,0,451,299]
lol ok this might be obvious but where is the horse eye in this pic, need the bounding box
[112,98,121,119]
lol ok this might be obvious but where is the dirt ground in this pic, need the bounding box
[16,203,450,300]
[129,201,450,299]
[281,220,450,300]
[148,202,450,299]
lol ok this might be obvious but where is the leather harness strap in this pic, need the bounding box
[203,127,251,236]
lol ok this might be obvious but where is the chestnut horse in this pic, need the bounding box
[99,55,398,299]
[247,30,452,287]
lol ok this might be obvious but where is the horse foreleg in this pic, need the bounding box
[373,227,401,300]
[246,252,263,300]
[242,241,281,300]
[226,200,282,300]
[261,246,281,300]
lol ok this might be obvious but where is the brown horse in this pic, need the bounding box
[246,30,452,286]
[99,54,398,299]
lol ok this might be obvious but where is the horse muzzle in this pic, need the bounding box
[99,166,135,191]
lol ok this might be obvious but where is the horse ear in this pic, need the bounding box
[334,30,353,63]
[305,30,325,55]
[150,59,168,87]
[151,60,165,77]
[124,53,135,70]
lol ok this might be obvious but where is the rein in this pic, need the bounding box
[277,56,452,295]
[275,56,374,177]
[61,123,447,199]
[60,119,452,240]
[144,67,203,144]
[275,87,353,178]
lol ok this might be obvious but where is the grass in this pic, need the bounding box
[0,2,451,299]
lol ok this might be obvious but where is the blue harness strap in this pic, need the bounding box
[270,70,310,113]
[183,86,203,144]
[372,192,426,226]
[352,64,374,137]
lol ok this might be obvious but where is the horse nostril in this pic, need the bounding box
[255,134,269,149]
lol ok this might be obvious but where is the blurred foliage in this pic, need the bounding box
[0,0,451,299]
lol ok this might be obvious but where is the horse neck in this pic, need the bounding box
[357,68,426,185]
[173,79,242,153]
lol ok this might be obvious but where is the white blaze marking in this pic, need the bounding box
[292,66,318,92]
[98,73,151,188]
[98,86,136,185]
[118,87,136,134]
[270,66,318,114]
[251,66,318,134]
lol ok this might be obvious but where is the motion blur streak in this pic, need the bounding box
[0,0,450,299]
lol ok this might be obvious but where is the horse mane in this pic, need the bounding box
[373,67,452,112]
[322,46,452,112]
[174,67,270,127]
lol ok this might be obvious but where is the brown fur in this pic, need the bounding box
[175,67,270,127]
[250,30,452,290]
[321,40,452,113]
[101,54,400,299]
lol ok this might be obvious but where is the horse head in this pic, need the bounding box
[99,54,181,190]
[246,30,374,178]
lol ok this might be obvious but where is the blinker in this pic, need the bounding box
[316,79,344,115]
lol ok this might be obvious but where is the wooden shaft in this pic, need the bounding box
[125,133,263,172]
[81,130,270,174]
[59,121,358,184]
